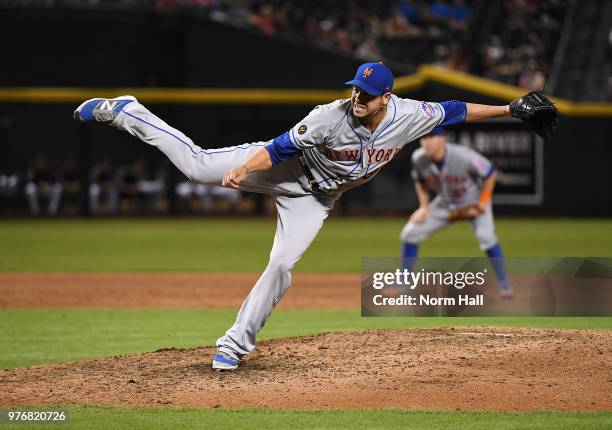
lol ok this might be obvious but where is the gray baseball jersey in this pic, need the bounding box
[411,143,494,210]
[107,95,444,360]
[400,142,498,251]
[290,95,445,193]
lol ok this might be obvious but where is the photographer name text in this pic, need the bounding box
[373,294,484,307]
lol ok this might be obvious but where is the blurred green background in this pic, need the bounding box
[1,218,611,271]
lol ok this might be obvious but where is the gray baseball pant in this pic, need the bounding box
[400,197,498,250]
[112,102,340,359]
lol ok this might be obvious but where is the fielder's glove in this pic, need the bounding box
[447,204,484,222]
[510,91,558,139]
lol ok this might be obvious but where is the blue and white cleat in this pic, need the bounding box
[498,280,514,300]
[212,351,240,371]
[73,95,136,123]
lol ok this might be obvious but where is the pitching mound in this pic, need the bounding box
[1,328,610,411]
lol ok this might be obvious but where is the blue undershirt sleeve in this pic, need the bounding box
[264,131,300,165]
[439,101,467,126]
[483,164,496,179]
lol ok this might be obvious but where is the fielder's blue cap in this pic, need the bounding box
[426,126,445,136]
[345,62,394,96]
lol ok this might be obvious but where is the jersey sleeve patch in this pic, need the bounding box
[290,106,330,149]
[420,101,437,119]
[471,153,494,178]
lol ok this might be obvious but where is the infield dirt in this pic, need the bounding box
[0,272,358,309]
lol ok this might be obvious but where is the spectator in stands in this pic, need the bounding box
[24,0,566,91]
[175,180,241,212]
[397,0,424,27]
[355,35,382,60]
[518,60,546,91]
[384,6,419,38]
[447,0,471,30]
[94,158,166,214]
[116,159,145,213]
[199,0,563,90]
[335,28,353,54]
[24,154,62,215]
[249,3,276,35]
[0,172,21,215]
[137,164,167,212]
[89,157,118,214]
[437,41,469,72]
[58,158,81,214]
[608,25,612,100]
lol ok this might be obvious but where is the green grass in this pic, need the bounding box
[1,406,610,430]
[0,218,611,271]
[1,309,610,369]
[1,218,610,428]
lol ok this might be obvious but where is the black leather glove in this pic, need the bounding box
[510,91,558,139]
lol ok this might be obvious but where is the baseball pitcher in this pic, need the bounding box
[74,62,557,370]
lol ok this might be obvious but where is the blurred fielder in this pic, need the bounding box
[74,62,557,370]
[400,126,513,298]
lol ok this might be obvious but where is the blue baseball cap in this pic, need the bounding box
[425,126,445,136]
[345,62,394,96]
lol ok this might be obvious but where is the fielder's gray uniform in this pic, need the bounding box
[400,143,498,250]
[111,95,444,358]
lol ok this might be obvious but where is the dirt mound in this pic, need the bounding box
[2,328,610,411]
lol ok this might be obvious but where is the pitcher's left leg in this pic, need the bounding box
[214,193,339,370]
